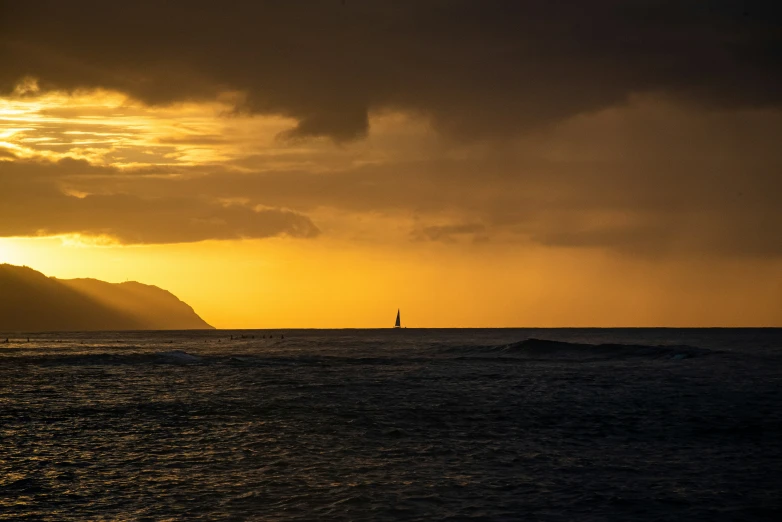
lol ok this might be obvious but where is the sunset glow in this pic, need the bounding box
[1,2,780,328]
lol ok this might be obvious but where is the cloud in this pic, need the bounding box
[58,97,776,257]
[412,223,488,243]
[0,159,319,244]
[1,1,780,140]
[0,62,779,257]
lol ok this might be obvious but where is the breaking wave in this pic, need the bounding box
[156,350,202,363]
[446,338,712,360]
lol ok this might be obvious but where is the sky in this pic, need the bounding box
[0,1,780,327]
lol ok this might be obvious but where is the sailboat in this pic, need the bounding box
[394,309,401,328]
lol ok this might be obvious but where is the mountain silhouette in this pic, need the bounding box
[0,264,213,331]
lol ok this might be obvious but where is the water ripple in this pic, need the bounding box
[0,329,781,520]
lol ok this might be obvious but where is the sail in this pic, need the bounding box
[394,309,401,328]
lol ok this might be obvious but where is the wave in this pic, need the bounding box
[0,351,359,367]
[156,350,202,363]
[0,339,714,367]
[466,338,712,360]
[1,350,208,366]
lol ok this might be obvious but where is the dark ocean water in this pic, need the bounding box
[1,328,781,521]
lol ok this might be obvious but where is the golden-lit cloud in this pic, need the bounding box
[0,86,300,167]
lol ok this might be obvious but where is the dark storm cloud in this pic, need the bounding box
[1,1,780,140]
[0,159,319,244]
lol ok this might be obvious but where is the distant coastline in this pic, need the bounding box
[0,263,213,332]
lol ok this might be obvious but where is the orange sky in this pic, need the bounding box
[1,3,780,327]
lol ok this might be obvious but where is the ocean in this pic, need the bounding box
[1,328,780,520]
